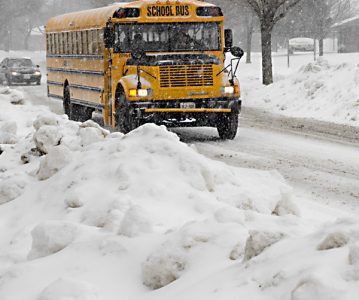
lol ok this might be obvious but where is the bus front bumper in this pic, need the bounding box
[144,108,232,113]
[134,98,241,127]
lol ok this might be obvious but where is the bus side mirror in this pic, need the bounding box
[231,46,244,58]
[224,29,233,49]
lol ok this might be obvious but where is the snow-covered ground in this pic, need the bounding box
[238,51,359,127]
[1,82,359,299]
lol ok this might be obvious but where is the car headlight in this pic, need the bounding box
[11,72,19,76]
[129,89,150,97]
[34,71,41,76]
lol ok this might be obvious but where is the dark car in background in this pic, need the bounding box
[0,58,41,85]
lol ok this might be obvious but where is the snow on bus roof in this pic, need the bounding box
[46,0,217,32]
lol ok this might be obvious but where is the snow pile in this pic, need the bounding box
[0,121,17,144]
[243,54,359,126]
[28,221,80,259]
[1,90,359,300]
[38,278,99,300]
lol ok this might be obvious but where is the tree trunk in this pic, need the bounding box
[261,25,273,85]
[24,31,31,50]
[5,30,11,52]
[319,38,324,56]
[245,20,254,64]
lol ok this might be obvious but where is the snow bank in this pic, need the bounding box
[28,221,79,259]
[1,86,359,300]
[244,230,285,261]
[243,54,359,126]
[119,206,153,237]
[142,241,187,290]
[0,177,27,205]
[0,121,17,144]
[290,276,342,300]
[37,145,72,180]
[38,278,99,300]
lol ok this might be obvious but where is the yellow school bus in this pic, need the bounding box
[46,0,243,139]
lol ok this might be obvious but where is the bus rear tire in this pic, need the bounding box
[115,90,139,134]
[63,85,93,122]
[216,112,239,140]
[63,85,71,117]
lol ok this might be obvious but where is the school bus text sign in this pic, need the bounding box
[146,5,190,17]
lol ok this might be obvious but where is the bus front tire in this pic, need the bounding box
[216,112,239,140]
[115,90,139,134]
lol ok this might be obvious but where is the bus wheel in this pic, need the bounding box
[70,104,83,122]
[63,85,71,117]
[115,90,139,134]
[80,107,94,122]
[216,112,239,140]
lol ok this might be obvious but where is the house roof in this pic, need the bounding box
[332,15,359,29]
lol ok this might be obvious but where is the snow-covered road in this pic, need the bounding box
[173,117,359,214]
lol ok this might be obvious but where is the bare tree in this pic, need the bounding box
[310,0,354,56]
[242,4,258,63]
[242,0,302,85]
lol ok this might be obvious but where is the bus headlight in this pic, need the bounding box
[221,85,240,95]
[222,86,234,94]
[129,89,150,97]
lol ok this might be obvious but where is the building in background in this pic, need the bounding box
[333,15,359,53]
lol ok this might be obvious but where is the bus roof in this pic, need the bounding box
[46,0,220,32]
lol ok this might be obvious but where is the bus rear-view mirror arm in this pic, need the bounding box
[216,46,243,85]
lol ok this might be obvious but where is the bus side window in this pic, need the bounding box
[90,30,96,54]
[72,32,77,55]
[51,33,54,54]
[57,33,61,54]
[75,31,82,54]
[69,32,72,54]
[98,29,103,53]
[63,32,67,54]
[88,30,93,55]
[49,34,52,54]
[93,30,98,54]
[82,31,88,55]
[59,32,63,54]
[46,34,50,53]
[64,32,68,54]
[54,33,58,54]
[53,33,56,54]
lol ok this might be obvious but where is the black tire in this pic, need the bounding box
[77,106,94,122]
[70,104,82,122]
[36,81,41,85]
[64,85,93,122]
[115,89,139,134]
[6,76,12,86]
[217,112,239,140]
[63,85,71,117]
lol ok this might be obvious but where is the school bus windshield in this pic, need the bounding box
[114,22,221,53]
